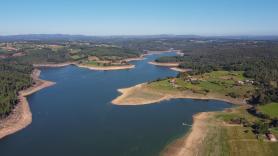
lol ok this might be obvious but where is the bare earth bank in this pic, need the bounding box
[34,61,137,71]
[162,112,212,156]
[76,64,135,71]
[148,61,180,67]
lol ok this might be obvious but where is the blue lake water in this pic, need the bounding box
[0,53,232,156]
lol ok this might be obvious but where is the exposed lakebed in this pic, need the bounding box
[0,53,232,156]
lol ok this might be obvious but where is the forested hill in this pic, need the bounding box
[0,63,33,117]
[2,44,140,64]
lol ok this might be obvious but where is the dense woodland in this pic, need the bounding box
[7,48,71,64]
[0,62,33,117]
[76,46,140,61]
[1,42,141,64]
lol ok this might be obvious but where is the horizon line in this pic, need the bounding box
[1,33,278,37]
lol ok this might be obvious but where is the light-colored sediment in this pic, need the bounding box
[124,57,145,62]
[33,62,76,68]
[148,61,180,67]
[175,51,184,56]
[34,62,135,71]
[162,112,212,156]
[0,69,55,139]
[170,67,191,72]
[112,83,157,105]
[147,50,181,54]
[76,64,135,71]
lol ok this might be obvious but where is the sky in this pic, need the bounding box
[1,0,278,36]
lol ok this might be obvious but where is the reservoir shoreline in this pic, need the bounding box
[148,61,180,67]
[0,52,170,140]
[112,83,247,156]
[0,69,55,139]
[0,51,232,155]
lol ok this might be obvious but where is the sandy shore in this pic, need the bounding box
[76,64,135,71]
[0,69,55,139]
[170,67,191,72]
[162,112,212,156]
[148,61,180,67]
[33,62,76,68]
[34,62,135,71]
[146,50,181,54]
[124,56,145,62]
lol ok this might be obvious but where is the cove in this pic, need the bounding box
[0,53,232,156]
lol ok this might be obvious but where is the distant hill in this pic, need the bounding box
[0,34,98,41]
[0,34,278,41]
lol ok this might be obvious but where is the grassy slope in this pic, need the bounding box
[258,103,278,118]
[200,108,278,156]
[116,71,255,106]
[149,71,255,98]
[83,60,105,67]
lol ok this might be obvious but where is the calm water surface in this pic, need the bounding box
[0,53,232,156]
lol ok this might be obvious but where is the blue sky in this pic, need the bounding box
[1,0,278,35]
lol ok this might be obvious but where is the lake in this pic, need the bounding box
[0,53,232,156]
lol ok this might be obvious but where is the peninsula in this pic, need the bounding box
[0,69,55,139]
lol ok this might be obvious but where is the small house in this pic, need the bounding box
[88,56,100,61]
[170,78,176,84]
[237,81,244,85]
[244,79,255,84]
[266,133,277,142]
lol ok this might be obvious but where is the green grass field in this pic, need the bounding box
[149,79,174,90]
[149,71,255,98]
[70,55,83,60]
[257,103,278,118]
[83,60,105,67]
[201,108,278,156]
